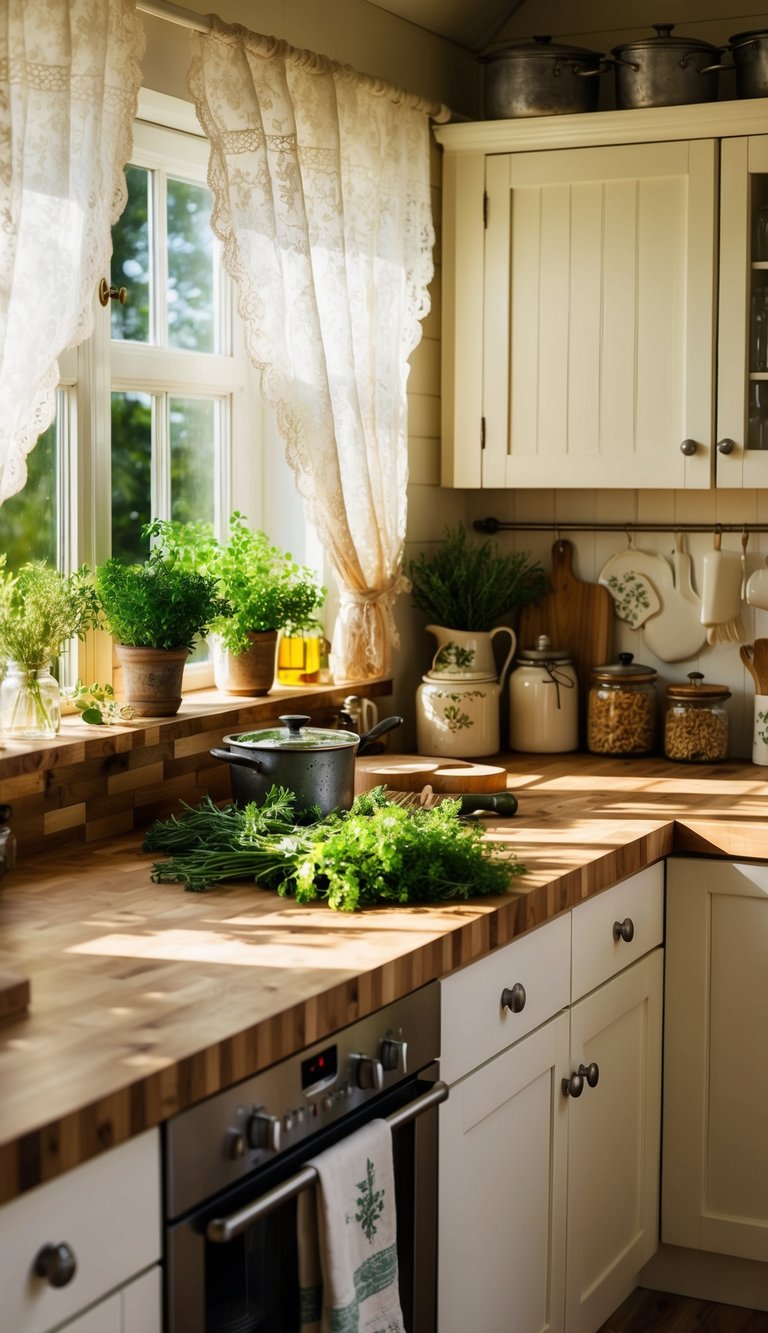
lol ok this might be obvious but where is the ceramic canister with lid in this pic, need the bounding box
[664,672,731,762]
[509,634,578,752]
[587,652,658,757]
[416,668,501,758]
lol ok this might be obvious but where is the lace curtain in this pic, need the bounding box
[188,20,446,681]
[0,0,144,504]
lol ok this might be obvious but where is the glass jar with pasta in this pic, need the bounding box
[587,653,658,757]
[664,672,730,763]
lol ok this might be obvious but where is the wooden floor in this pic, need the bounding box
[598,1288,768,1331]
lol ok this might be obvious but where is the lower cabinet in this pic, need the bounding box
[663,857,768,1262]
[0,1129,162,1333]
[439,866,664,1333]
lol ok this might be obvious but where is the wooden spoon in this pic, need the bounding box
[752,638,768,694]
[740,643,760,690]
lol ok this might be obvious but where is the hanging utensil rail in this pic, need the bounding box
[474,518,768,535]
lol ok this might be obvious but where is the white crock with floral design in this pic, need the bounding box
[416,670,501,758]
[426,625,516,685]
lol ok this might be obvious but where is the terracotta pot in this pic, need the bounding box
[211,630,278,696]
[114,644,188,718]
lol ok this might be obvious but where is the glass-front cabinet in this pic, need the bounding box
[718,135,768,486]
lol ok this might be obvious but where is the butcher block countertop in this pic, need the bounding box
[2,751,768,1206]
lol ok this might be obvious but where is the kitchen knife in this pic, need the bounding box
[409,786,518,817]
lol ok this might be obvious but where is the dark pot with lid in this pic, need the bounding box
[481,35,607,119]
[611,24,725,109]
[728,31,768,100]
[210,713,402,816]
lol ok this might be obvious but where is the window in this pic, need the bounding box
[0,91,260,689]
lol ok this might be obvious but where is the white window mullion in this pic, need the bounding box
[153,392,170,522]
[152,167,168,349]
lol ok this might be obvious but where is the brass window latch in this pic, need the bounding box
[98,277,127,307]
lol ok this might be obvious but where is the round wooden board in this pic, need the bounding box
[354,754,508,794]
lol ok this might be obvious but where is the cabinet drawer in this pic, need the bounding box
[0,1129,161,1333]
[441,912,570,1084]
[571,863,664,1002]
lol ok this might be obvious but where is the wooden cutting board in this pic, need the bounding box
[518,538,613,722]
[355,754,508,794]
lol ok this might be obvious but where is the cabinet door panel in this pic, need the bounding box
[483,140,715,489]
[439,1013,569,1333]
[664,858,768,1259]
[565,950,663,1333]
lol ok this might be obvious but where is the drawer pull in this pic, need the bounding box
[501,982,526,1014]
[612,917,635,943]
[34,1242,77,1288]
[562,1062,599,1098]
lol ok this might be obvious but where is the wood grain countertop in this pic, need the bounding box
[2,750,768,1206]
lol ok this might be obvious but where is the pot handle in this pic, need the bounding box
[210,747,264,772]
[611,54,640,70]
[574,58,614,77]
[357,715,403,756]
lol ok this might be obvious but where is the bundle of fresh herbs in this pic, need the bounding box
[143,787,524,911]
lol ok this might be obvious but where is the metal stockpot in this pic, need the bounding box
[729,31,768,99]
[210,712,402,816]
[481,35,607,119]
[611,24,724,109]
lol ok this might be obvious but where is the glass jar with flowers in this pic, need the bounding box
[0,561,100,739]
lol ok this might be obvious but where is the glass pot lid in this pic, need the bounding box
[229,714,360,751]
[612,23,720,55]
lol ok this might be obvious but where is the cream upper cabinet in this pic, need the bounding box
[436,102,768,491]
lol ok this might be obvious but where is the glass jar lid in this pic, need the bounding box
[516,633,572,665]
[665,671,731,702]
[591,651,657,683]
[229,714,360,751]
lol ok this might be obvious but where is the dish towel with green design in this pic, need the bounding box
[297,1117,405,1332]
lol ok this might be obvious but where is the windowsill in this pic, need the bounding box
[0,678,394,781]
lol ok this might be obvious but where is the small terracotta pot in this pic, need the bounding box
[114,644,188,718]
[211,630,278,696]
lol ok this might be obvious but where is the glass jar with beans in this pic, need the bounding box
[587,653,658,757]
[664,672,731,763]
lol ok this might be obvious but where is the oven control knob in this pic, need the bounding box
[380,1037,407,1073]
[246,1109,281,1153]
[349,1054,384,1091]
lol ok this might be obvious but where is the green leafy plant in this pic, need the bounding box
[64,681,135,726]
[0,559,100,667]
[143,785,524,908]
[95,525,230,653]
[408,524,549,631]
[155,512,326,655]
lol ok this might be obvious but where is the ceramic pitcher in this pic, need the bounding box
[425,625,516,685]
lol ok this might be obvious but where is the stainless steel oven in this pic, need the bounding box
[163,981,445,1333]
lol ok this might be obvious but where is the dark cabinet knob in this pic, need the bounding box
[34,1242,77,1288]
[612,917,635,943]
[717,438,735,454]
[562,1070,584,1098]
[501,982,526,1014]
[562,1062,599,1098]
[680,438,697,455]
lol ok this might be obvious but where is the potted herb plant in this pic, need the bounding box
[0,560,100,739]
[158,513,326,696]
[408,524,549,679]
[95,526,229,717]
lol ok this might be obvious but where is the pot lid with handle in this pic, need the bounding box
[230,714,361,751]
[612,23,721,56]
[480,33,604,63]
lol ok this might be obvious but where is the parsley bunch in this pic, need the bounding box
[144,787,523,910]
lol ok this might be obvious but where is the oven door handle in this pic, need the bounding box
[206,1078,449,1243]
